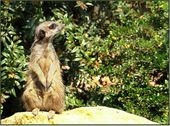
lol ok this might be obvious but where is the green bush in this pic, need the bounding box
[1,2,27,114]
[1,1,168,124]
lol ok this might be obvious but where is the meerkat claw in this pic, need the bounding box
[47,110,55,120]
[32,108,40,116]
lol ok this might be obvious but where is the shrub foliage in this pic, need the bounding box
[1,1,168,124]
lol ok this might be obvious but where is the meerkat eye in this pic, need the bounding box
[49,23,57,29]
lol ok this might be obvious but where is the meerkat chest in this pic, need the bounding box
[37,49,53,75]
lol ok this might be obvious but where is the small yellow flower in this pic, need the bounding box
[112,36,118,40]
[124,44,130,48]
[8,73,15,78]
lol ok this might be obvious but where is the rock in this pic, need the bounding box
[1,106,158,124]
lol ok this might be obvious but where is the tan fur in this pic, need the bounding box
[22,21,65,113]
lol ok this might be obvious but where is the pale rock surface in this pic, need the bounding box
[1,106,158,124]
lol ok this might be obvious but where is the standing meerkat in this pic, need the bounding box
[22,21,65,118]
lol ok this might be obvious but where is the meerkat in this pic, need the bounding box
[22,21,65,119]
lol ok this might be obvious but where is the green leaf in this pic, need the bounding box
[10,88,16,97]
[73,57,82,61]
[71,47,79,53]
[86,3,93,6]
[2,52,10,57]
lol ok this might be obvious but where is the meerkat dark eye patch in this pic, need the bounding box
[49,23,57,29]
[38,29,45,40]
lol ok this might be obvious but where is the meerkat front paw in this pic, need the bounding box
[32,108,40,116]
[47,110,55,120]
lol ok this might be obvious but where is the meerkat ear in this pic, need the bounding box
[38,29,45,40]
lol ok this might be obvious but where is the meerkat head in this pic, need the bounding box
[34,21,64,42]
